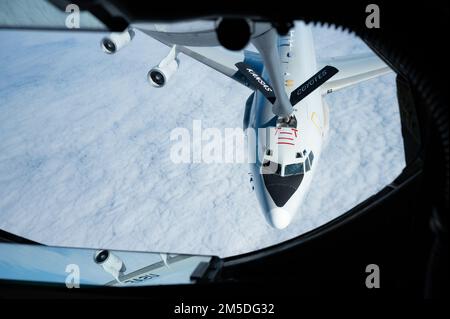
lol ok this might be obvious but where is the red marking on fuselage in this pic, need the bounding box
[277,142,295,145]
[278,137,294,140]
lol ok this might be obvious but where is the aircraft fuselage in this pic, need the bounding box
[246,23,328,229]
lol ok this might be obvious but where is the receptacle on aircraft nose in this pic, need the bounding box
[268,208,292,229]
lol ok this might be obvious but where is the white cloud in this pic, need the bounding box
[0,25,404,258]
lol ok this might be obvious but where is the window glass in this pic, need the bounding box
[309,151,314,165]
[305,158,311,172]
[0,20,406,259]
[284,163,304,176]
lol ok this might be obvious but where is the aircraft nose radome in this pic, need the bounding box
[268,208,292,229]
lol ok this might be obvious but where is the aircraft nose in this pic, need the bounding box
[263,174,303,207]
[268,208,292,229]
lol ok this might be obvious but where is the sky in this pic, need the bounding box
[0,23,405,258]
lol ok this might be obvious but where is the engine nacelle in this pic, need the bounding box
[148,58,179,88]
[101,28,135,54]
[93,249,126,281]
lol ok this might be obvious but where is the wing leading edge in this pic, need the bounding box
[318,53,392,94]
[136,24,392,100]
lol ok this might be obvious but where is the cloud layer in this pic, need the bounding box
[0,25,405,257]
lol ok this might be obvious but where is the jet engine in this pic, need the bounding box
[148,59,179,88]
[148,45,179,88]
[94,249,126,282]
[101,28,135,54]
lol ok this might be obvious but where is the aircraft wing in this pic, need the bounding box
[134,24,391,100]
[175,45,245,79]
[132,21,223,47]
[318,53,392,94]
[105,254,211,287]
[133,23,267,88]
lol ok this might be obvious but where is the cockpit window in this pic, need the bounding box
[305,158,311,172]
[309,151,314,165]
[284,163,304,176]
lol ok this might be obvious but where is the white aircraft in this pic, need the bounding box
[100,20,391,229]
